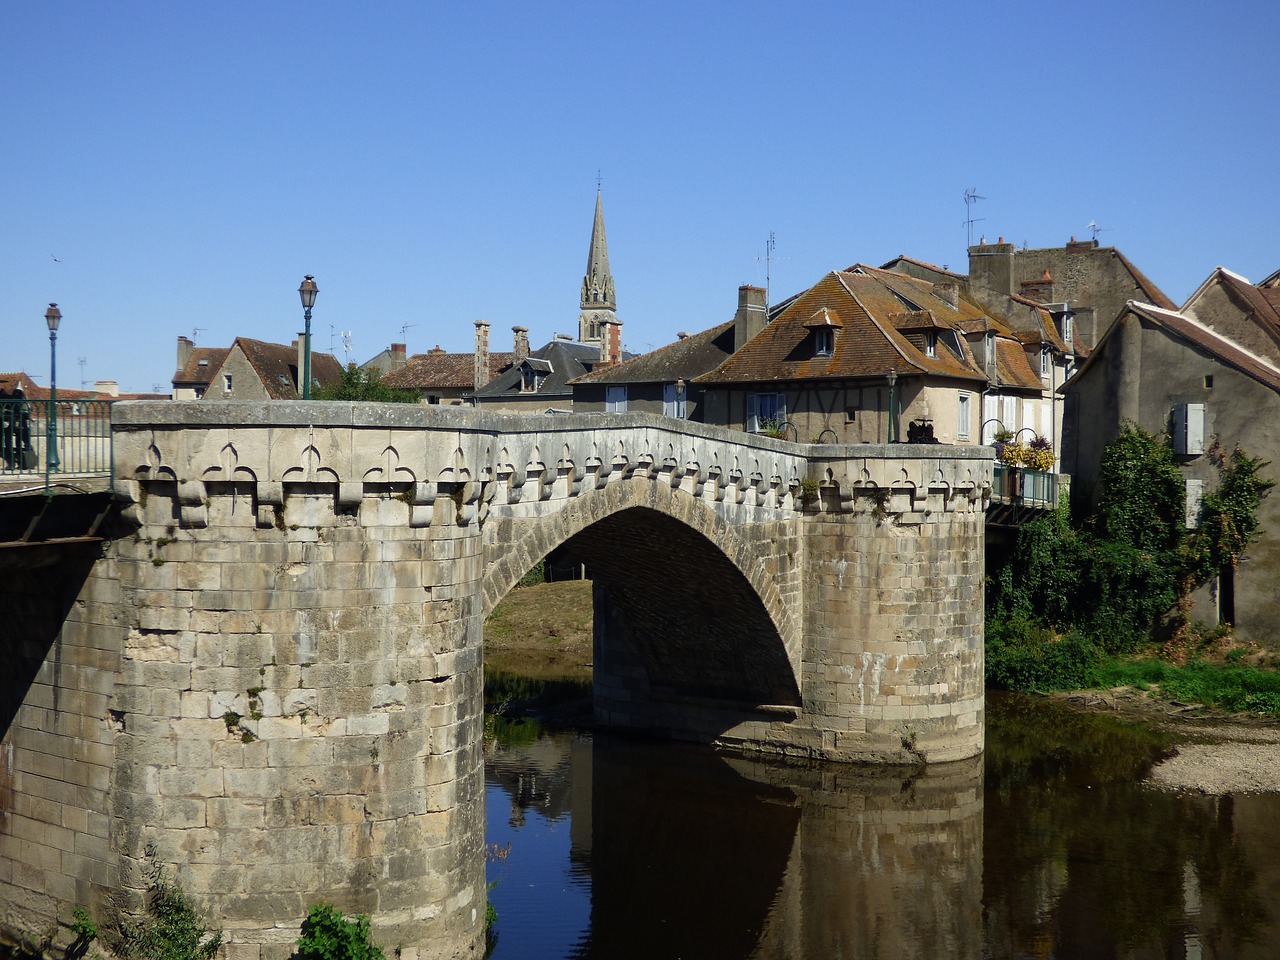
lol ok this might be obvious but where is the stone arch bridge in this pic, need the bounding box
[1,402,990,959]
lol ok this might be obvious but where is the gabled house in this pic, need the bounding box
[569,287,757,418]
[1060,267,1280,642]
[381,323,513,405]
[172,337,230,400]
[473,332,616,412]
[1180,266,1280,365]
[695,265,1049,448]
[196,337,343,400]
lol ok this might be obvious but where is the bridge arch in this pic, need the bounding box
[481,479,804,711]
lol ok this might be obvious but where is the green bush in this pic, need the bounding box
[985,616,1102,692]
[297,904,386,960]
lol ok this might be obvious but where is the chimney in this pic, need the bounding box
[295,335,306,390]
[600,318,622,365]
[93,380,119,398]
[733,285,768,352]
[177,335,193,370]
[512,325,530,364]
[391,342,407,372]
[934,282,959,307]
[474,320,491,389]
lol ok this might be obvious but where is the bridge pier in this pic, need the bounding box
[1,403,989,959]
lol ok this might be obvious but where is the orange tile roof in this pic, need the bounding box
[382,351,514,390]
[697,268,989,386]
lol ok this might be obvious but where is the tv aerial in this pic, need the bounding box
[341,331,353,364]
[1086,219,1108,242]
[963,189,986,247]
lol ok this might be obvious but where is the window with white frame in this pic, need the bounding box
[1040,346,1050,377]
[223,373,232,393]
[746,392,786,433]
[662,382,687,419]
[605,385,628,413]
[925,331,937,358]
[957,392,972,440]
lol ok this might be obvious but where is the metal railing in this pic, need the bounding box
[992,464,1057,509]
[0,399,114,492]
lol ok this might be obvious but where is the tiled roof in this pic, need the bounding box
[571,321,735,385]
[230,338,344,399]
[475,339,604,400]
[0,372,157,401]
[381,351,513,391]
[876,255,967,281]
[173,347,229,386]
[697,269,988,386]
[1068,301,1280,395]
[995,339,1044,390]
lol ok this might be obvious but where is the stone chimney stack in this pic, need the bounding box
[93,380,120,398]
[391,342,407,372]
[733,285,768,353]
[512,325,530,364]
[177,335,194,370]
[600,318,622,365]
[474,321,490,389]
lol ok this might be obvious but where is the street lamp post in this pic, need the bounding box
[298,275,318,399]
[45,303,61,472]
[886,369,898,444]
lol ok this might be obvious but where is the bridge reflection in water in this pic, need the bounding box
[485,729,983,960]
[485,693,1280,959]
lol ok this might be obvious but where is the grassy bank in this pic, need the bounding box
[987,616,1280,715]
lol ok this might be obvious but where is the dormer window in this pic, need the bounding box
[804,307,842,360]
[815,327,834,357]
[1061,312,1074,344]
[1040,347,1050,377]
[925,332,937,358]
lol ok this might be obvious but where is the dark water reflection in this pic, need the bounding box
[484,690,1280,959]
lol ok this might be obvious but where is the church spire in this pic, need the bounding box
[579,187,618,343]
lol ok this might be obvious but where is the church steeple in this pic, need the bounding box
[579,187,619,344]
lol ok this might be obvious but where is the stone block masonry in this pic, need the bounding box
[0,402,991,959]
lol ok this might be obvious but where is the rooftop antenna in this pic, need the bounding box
[1086,219,1108,242]
[400,322,416,341]
[964,188,986,248]
[78,356,87,388]
[755,231,787,310]
[341,331,353,364]
[191,327,205,344]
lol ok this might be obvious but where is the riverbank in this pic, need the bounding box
[1051,687,1280,794]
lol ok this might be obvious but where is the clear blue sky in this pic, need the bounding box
[4,1,1277,393]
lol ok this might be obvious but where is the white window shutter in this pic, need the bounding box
[746,394,759,432]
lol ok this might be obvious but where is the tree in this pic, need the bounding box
[314,364,418,403]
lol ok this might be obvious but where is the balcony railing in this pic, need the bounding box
[0,399,114,492]
[991,464,1057,509]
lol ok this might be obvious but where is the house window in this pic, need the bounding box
[815,327,834,357]
[193,387,205,399]
[223,373,232,393]
[747,392,786,433]
[427,395,441,405]
[925,332,937,358]
[662,382,687,419]
[957,393,972,441]
[1040,347,1050,376]
[1204,375,1214,389]
[1061,312,1074,343]
[1173,402,1206,456]
[605,385,628,413]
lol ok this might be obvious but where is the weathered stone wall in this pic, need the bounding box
[0,544,122,953]
[2,402,991,955]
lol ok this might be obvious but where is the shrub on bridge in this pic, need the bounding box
[296,904,385,960]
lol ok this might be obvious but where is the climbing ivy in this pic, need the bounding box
[988,425,1273,679]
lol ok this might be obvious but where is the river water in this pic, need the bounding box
[484,687,1280,959]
